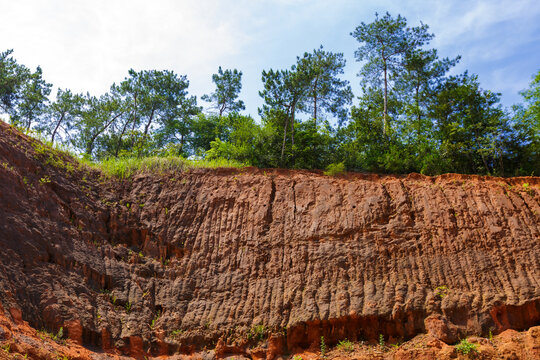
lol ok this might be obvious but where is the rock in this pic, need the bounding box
[424,315,459,344]
[65,319,83,345]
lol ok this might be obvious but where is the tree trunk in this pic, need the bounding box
[280,115,289,163]
[115,119,130,157]
[86,112,123,157]
[219,102,226,117]
[383,61,388,136]
[313,77,319,127]
[51,113,65,145]
[129,94,138,148]
[139,106,155,157]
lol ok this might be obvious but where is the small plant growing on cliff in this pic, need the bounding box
[320,336,327,358]
[379,334,385,349]
[435,285,448,299]
[170,329,184,337]
[324,162,345,176]
[39,175,51,185]
[55,326,63,341]
[125,301,132,313]
[336,339,354,352]
[248,324,266,341]
[292,356,303,360]
[455,339,477,356]
[150,310,161,329]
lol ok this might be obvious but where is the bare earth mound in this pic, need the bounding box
[0,121,539,359]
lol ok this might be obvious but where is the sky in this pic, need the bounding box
[1,0,539,119]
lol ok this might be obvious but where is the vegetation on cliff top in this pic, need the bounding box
[1,12,538,176]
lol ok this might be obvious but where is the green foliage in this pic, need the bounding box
[336,339,354,352]
[455,339,478,356]
[320,336,327,358]
[379,334,385,348]
[87,155,245,179]
[37,327,65,344]
[125,301,132,313]
[150,310,160,329]
[39,175,51,185]
[324,162,346,176]
[248,324,267,341]
[295,46,353,124]
[292,355,303,360]
[170,329,184,337]
[435,285,448,299]
[202,66,245,116]
[351,12,433,135]
[1,25,538,177]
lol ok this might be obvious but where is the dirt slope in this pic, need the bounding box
[0,121,539,359]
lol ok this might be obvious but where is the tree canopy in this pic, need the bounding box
[0,14,537,177]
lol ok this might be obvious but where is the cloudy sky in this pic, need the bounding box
[1,0,539,118]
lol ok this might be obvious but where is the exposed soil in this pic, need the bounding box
[0,121,539,359]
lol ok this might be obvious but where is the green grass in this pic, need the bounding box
[82,156,246,179]
[455,339,478,356]
[336,339,354,352]
[7,123,245,179]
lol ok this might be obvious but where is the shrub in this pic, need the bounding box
[248,324,266,340]
[455,339,477,355]
[336,339,354,352]
[324,162,345,176]
[320,336,327,358]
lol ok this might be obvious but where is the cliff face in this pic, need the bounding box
[0,121,539,359]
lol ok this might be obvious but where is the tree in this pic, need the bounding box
[259,67,310,163]
[507,69,540,175]
[0,49,26,114]
[351,12,433,135]
[4,63,52,130]
[45,89,85,144]
[396,49,460,139]
[101,69,199,158]
[71,92,125,158]
[428,73,506,174]
[202,66,245,116]
[296,46,353,126]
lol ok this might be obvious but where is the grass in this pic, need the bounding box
[248,324,267,341]
[336,339,354,352]
[7,124,246,180]
[83,155,246,179]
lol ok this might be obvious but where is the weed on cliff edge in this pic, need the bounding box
[86,156,246,179]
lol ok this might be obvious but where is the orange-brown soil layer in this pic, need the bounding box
[0,121,539,359]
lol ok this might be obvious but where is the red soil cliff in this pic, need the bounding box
[0,121,539,359]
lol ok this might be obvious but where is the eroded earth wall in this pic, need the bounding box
[0,121,539,358]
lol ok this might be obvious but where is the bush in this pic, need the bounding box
[455,339,477,355]
[324,162,345,176]
[336,339,354,352]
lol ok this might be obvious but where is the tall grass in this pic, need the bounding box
[5,122,246,179]
[86,156,246,179]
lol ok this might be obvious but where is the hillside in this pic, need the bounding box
[0,121,539,359]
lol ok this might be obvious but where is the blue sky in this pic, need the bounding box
[1,0,539,119]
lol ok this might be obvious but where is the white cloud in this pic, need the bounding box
[0,0,538,113]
